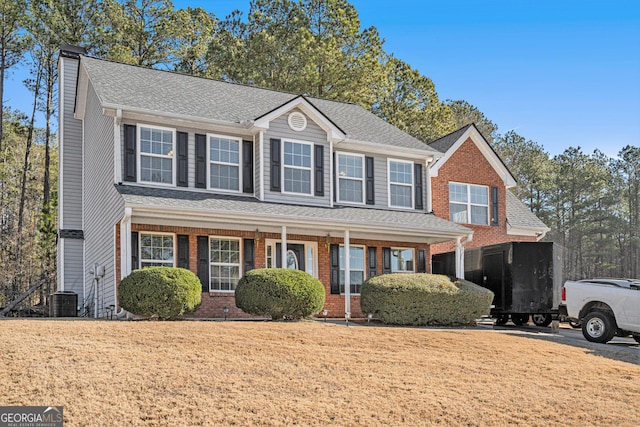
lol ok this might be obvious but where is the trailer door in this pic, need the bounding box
[483,252,505,310]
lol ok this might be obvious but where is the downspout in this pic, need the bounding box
[425,157,433,213]
[455,233,473,279]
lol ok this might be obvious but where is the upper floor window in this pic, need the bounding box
[209,237,241,292]
[140,233,174,268]
[388,159,413,208]
[283,140,312,194]
[449,182,489,225]
[139,125,175,185]
[209,134,241,191]
[337,153,364,204]
[339,246,365,294]
[391,248,414,273]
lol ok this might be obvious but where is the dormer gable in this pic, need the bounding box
[252,95,346,142]
[429,124,516,187]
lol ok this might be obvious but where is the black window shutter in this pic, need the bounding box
[177,234,189,269]
[243,141,254,194]
[365,156,375,205]
[414,163,423,210]
[270,138,281,192]
[177,131,188,187]
[314,145,324,196]
[417,249,426,273]
[244,239,255,273]
[197,236,209,292]
[330,244,340,294]
[382,247,392,274]
[368,246,378,278]
[195,134,207,188]
[491,186,499,226]
[131,231,139,270]
[123,124,137,182]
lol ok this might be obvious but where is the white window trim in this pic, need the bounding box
[339,244,365,295]
[336,152,365,205]
[449,182,490,225]
[387,159,414,209]
[391,247,415,273]
[139,231,176,268]
[137,124,177,187]
[207,133,243,193]
[208,236,243,293]
[282,138,314,196]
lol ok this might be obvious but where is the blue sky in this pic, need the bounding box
[4,0,639,157]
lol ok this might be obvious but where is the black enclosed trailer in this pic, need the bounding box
[432,242,563,326]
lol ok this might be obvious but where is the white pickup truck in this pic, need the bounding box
[560,278,640,344]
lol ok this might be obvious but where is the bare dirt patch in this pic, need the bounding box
[1,320,639,426]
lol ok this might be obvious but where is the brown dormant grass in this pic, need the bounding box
[1,319,639,426]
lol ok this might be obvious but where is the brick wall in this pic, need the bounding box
[431,137,537,256]
[117,224,430,319]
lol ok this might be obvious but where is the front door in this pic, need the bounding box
[276,243,306,271]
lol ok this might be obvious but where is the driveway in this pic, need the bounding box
[492,322,640,365]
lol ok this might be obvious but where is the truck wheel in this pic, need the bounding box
[495,315,509,326]
[511,314,529,326]
[532,314,553,327]
[582,311,616,343]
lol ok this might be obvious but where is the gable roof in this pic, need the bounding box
[506,190,549,239]
[78,56,439,154]
[427,123,516,187]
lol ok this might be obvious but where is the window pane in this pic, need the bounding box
[339,179,363,202]
[470,205,488,225]
[390,184,412,207]
[470,185,488,204]
[284,141,311,168]
[450,203,468,223]
[391,248,414,273]
[210,136,240,165]
[390,161,412,184]
[284,168,311,194]
[449,183,468,203]
[139,233,173,266]
[338,154,363,179]
[210,164,239,190]
[209,238,241,291]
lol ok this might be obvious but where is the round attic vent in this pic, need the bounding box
[288,111,307,132]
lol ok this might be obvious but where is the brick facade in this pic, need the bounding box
[116,224,430,319]
[430,137,537,256]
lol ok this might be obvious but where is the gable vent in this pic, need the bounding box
[288,112,307,132]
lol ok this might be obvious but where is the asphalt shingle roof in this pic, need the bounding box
[116,185,471,239]
[506,190,549,231]
[427,124,473,152]
[81,56,437,152]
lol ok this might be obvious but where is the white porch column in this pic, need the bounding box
[344,229,351,315]
[455,237,463,279]
[281,226,287,268]
[120,208,132,279]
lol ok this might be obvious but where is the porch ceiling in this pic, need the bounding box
[116,185,471,244]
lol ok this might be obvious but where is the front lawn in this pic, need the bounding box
[1,320,638,426]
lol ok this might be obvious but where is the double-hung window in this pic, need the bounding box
[388,159,413,208]
[209,237,241,292]
[139,126,175,185]
[449,182,489,225]
[337,153,364,204]
[339,246,365,294]
[283,140,312,194]
[140,233,174,268]
[209,135,241,191]
[391,248,414,273]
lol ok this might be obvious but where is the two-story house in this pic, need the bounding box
[57,45,479,319]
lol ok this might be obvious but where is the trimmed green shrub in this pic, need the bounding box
[235,268,325,320]
[360,273,494,326]
[119,267,202,319]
